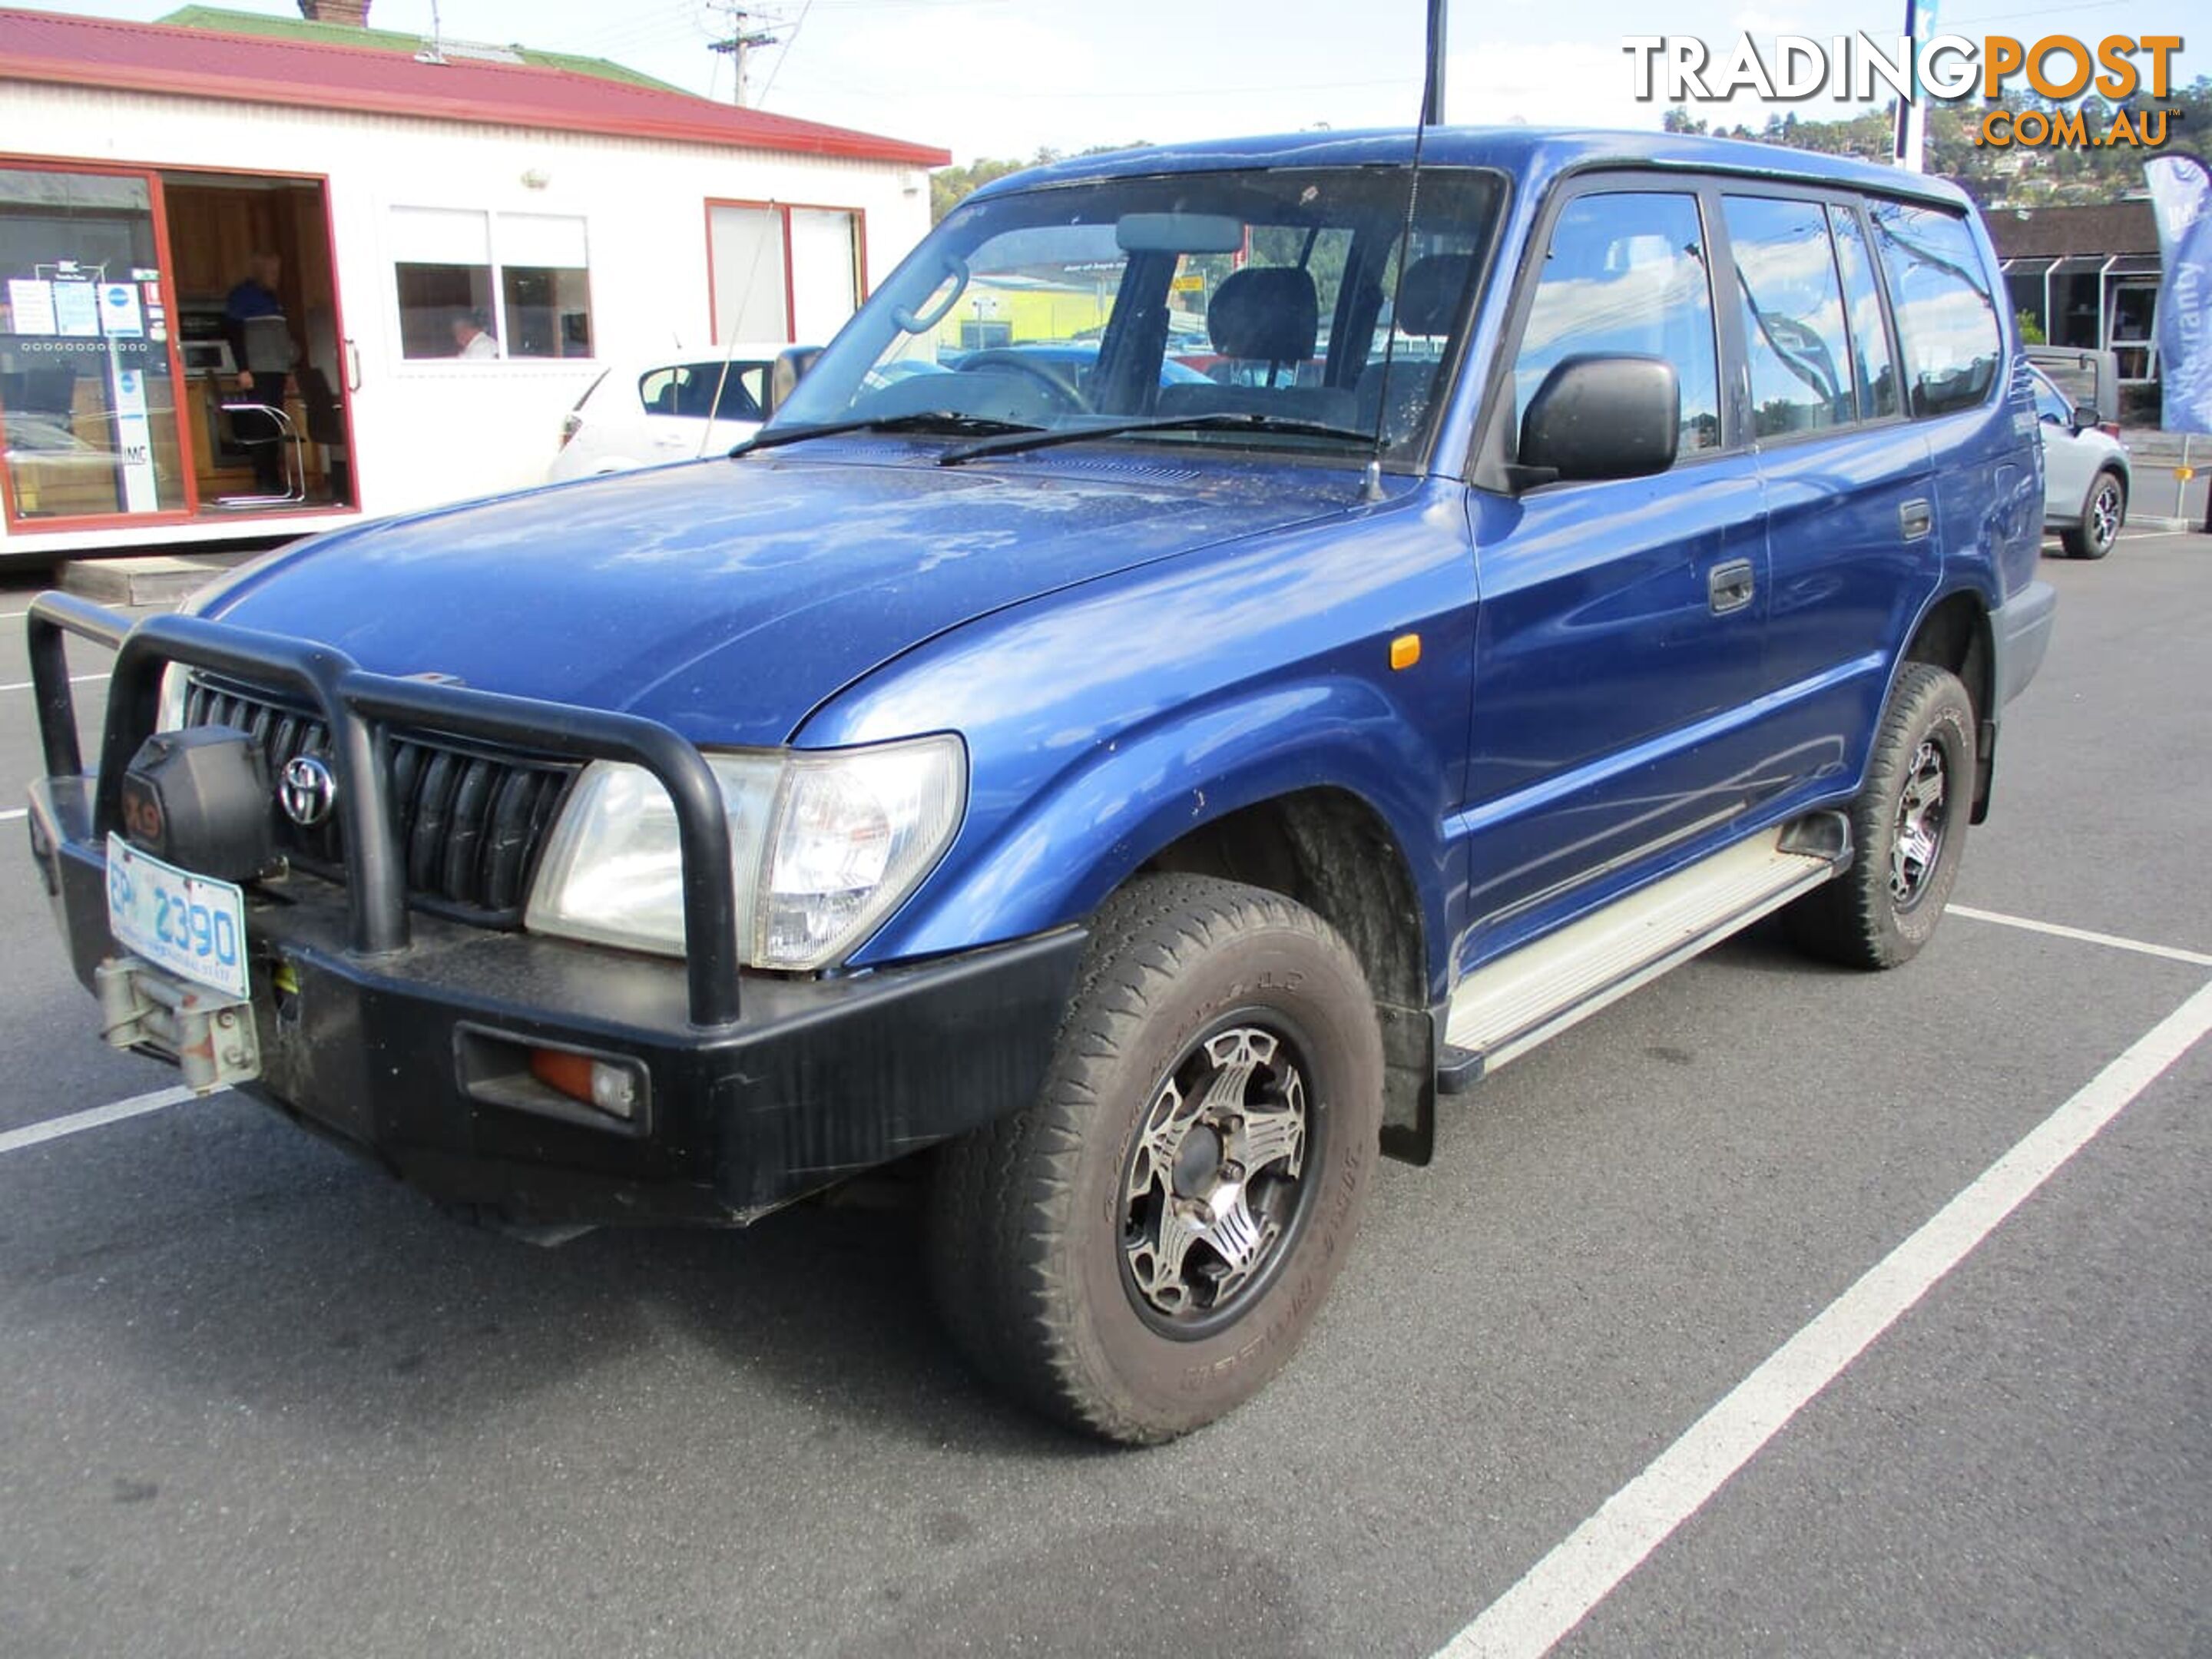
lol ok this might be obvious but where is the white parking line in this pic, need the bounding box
[0,808,25,823]
[0,1084,214,1157]
[1949,904,2212,969]
[1436,974,2212,1659]
[0,673,104,694]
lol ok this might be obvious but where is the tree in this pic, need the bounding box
[1723,77,2209,207]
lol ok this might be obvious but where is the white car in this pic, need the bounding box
[2029,363,2129,560]
[547,345,790,482]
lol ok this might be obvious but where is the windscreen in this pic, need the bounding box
[774,165,1503,461]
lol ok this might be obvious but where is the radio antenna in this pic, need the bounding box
[1364,0,1449,501]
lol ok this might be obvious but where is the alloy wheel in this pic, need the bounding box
[1121,1022,1313,1333]
[1889,737,1949,909]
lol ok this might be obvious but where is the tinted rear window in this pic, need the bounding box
[1867,202,1999,418]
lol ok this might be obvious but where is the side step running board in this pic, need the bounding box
[1444,816,1849,1081]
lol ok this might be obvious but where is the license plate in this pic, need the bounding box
[104,833,250,1000]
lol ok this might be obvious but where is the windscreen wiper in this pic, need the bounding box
[936,412,1377,465]
[730,411,1046,457]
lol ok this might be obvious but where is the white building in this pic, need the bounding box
[0,5,946,558]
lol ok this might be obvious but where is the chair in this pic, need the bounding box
[216,313,305,508]
[215,399,305,508]
[1354,253,1473,443]
[1153,267,1358,427]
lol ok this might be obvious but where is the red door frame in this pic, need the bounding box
[0,153,196,534]
[0,151,363,536]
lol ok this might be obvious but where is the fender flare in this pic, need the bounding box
[853,674,1452,982]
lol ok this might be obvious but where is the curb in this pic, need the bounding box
[57,555,243,608]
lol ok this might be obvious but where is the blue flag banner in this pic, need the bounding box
[2146,154,2212,434]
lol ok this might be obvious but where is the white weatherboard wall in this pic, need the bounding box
[0,81,933,551]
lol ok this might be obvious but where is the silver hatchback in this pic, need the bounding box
[2030,363,2129,559]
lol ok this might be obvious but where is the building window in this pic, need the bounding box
[498,213,592,359]
[707,200,863,344]
[392,207,593,361]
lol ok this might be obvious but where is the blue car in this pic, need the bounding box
[26,127,2051,1443]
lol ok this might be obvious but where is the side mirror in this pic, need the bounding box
[2070,402,2101,433]
[1515,354,1679,487]
[770,345,821,414]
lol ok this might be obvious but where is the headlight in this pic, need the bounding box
[524,736,965,972]
[523,752,780,955]
[756,739,966,969]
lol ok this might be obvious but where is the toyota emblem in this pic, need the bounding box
[279,755,339,828]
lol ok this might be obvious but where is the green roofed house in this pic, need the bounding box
[158,3,685,91]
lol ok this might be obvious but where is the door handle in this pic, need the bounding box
[1899,498,1932,541]
[1707,558,1756,614]
[344,339,362,393]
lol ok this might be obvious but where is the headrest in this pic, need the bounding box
[1396,254,1472,336]
[1209,266,1319,363]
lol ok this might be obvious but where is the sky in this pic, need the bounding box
[15,0,2204,164]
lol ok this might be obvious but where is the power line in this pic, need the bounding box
[750,0,813,108]
[705,3,785,106]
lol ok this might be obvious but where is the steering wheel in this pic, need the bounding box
[952,349,1090,414]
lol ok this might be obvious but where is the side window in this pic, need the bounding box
[638,368,677,416]
[1829,207,1900,420]
[674,361,765,421]
[1514,191,1720,459]
[1725,196,1856,439]
[1868,201,2000,417]
[639,364,768,422]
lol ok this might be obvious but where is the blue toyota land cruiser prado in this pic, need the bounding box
[27,128,2053,1444]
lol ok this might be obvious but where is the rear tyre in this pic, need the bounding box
[929,873,1383,1445]
[1785,662,1975,971]
[2061,469,2124,560]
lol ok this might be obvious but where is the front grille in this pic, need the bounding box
[184,675,578,925]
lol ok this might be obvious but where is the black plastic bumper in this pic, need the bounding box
[38,803,1081,1227]
[23,594,1085,1227]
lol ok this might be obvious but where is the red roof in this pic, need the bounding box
[0,8,950,167]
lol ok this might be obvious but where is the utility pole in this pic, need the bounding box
[707,4,782,107]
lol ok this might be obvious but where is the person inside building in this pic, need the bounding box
[451,308,502,359]
[224,250,293,494]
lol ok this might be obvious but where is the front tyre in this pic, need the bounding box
[929,874,1383,1445]
[1786,662,1976,971]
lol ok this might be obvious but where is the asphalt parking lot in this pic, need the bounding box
[0,529,2206,1658]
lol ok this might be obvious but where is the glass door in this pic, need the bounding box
[0,164,192,527]
[2107,279,2159,386]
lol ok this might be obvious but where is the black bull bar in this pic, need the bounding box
[26,590,744,1029]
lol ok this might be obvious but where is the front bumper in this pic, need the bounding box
[23,595,1084,1227]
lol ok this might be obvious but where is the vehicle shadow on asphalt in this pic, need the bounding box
[2,1114,1093,1461]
